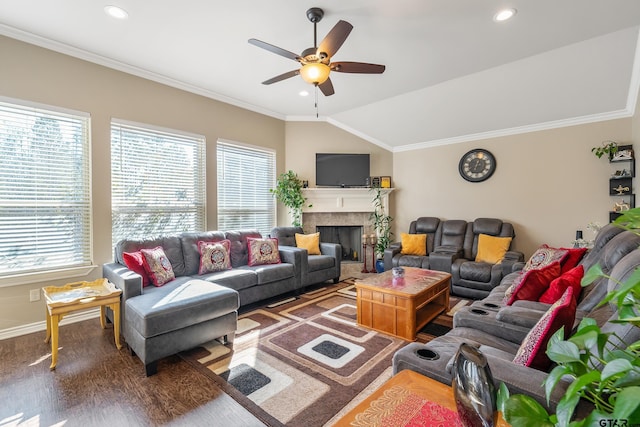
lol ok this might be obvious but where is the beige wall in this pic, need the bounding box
[392,119,633,257]
[0,36,285,331]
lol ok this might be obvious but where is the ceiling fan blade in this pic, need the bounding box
[262,70,299,85]
[248,38,302,62]
[331,61,386,74]
[317,20,353,59]
[319,78,335,96]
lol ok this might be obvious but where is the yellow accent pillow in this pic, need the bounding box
[295,232,321,255]
[475,234,513,264]
[400,233,427,256]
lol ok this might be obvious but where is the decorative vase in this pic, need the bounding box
[452,343,497,427]
[375,259,385,273]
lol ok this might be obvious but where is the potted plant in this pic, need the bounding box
[497,208,640,427]
[270,170,311,227]
[370,185,393,272]
[591,140,619,159]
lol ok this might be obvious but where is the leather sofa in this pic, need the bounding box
[392,224,640,412]
[385,217,524,298]
[270,226,341,286]
[103,229,303,375]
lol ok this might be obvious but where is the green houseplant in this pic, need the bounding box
[270,170,311,227]
[370,185,393,267]
[498,208,640,427]
[591,140,619,159]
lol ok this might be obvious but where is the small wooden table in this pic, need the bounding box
[43,278,122,370]
[334,369,509,426]
[355,267,451,341]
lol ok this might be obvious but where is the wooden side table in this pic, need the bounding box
[334,369,509,426]
[43,278,122,370]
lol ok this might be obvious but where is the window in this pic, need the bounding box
[111,120,205,247]
[0,98,91,277]
[217,140,275,236]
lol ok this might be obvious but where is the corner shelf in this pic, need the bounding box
[608,144,635,222]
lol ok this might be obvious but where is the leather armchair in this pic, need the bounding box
[384,217,440,270]
[270,226,341,287]
[451,218,524,299]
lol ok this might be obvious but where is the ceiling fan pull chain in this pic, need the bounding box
[315,85,319,118]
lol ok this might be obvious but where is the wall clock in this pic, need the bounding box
[458,149,496,182]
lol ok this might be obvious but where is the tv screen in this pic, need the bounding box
[316,153,370,187]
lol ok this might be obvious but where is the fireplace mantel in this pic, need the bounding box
[302,188,393,215]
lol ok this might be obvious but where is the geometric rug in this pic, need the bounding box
[180,278,470,427]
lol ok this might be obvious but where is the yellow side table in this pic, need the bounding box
[43,278,122,370]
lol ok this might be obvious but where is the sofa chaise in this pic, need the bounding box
[103,229,303,375]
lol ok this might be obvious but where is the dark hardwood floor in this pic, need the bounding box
[0,318,267,426]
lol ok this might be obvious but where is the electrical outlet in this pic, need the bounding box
[29,289,41,302]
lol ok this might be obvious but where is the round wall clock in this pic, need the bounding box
[458,149,496,182]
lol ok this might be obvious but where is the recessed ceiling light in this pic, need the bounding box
[299,90,309,97]
[104,5,129,19]
[494,8,516,22]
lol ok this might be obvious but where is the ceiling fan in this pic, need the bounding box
[248,7,385,96]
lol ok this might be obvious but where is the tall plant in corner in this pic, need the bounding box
[370,185,393,259]
[270,170,311,227]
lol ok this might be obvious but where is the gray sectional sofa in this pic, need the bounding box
[392,223,640,413]
[103,229,326,376]
[385,217,524,299]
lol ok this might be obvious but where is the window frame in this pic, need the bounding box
[0,96,94,287]
[216,139,276,236]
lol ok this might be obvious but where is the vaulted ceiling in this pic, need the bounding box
[2,1,640,151]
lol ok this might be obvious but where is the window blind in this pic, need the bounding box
[0,100,91,276]
[111,121,205,247]
[217,140,275,236]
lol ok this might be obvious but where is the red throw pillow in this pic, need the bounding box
[513,287,577,371]
[247,237,281,266]
[538,265,584,304]
[558,247,588,274]
[122,251,150,287]
[506,262,561,305]
[140,246,175,286]
[522,245,568,272]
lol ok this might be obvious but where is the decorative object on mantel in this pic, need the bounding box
[591,140,618,159]
[270,170,312,227]
[369,185,393,272]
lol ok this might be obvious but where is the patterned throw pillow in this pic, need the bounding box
[538,265,584,304]
[522,245,569,272]
[247,237,281,266]
[295,232,321,255]
[198,240,231,274]
[506,262,561,305]
[140,246,175,287]
[400,233,427,256]
[512,287,577,371]
[122,251,150,287]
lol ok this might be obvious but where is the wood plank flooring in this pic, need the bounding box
[0,318,267,426]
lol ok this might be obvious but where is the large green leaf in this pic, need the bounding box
[548,339,581,363]
[601,358,633,382]
[496,382,510,413]
[556,393,581,427]
[612,386,640,420]
[503,395,553,427]
[545,365,570,403]
[565,370,600,397]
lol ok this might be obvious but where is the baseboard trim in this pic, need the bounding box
[0,308,100,341]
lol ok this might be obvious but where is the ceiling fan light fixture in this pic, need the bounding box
[104,5,129,19]
[300,63,330,85]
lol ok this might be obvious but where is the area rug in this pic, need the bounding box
[180,278,470,427]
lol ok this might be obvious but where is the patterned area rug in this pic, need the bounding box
[180,278,470,427]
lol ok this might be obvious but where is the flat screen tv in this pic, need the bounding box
[316,153,370,187]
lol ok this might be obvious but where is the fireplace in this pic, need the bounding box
[317,225,363,262]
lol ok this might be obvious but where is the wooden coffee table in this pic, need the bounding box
[355,267,450,341]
